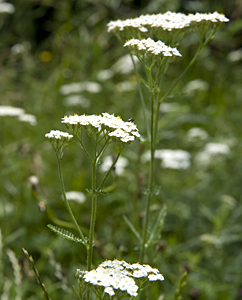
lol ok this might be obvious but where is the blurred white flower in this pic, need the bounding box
[186,127,209,141]
[183,79,209,96]
[111,54,138,74]
[202,142,230,155]
[11,44,25,55]
[60,81,102,95]
[227,48,242,62]
[62,191,86,204]
[0,106,37,125]
[96,69,114,81]
[159,102,180,113]
[100,155,128,175]
[18,114,37,126]
[63,95,90,108]
[116,81,136,92]
[0,1,15,14]
[0,106,25,116]
[84,81,102,93]
[142,149,191,169]
[195,142,230,166]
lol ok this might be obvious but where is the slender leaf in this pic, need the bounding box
[123,215,142,242]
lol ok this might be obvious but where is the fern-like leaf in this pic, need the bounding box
[47,224,86,245]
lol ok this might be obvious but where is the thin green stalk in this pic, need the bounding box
[56,157,87,245]
[159,41,204,104]
[130,54,150,140]
[97,149,122,192]
[140,67,155,263]
[96,137,111,161]
[86,155,98,300]
[76,135,93,163]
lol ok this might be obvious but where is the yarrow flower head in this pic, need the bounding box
[124,38,181,67]
[45,130,73,158]
[189,12,229,41]
[61,113,140,147]
[107,11,229,45]
[77,259,164,298]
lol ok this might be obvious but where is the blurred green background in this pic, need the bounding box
[1,0,242,299]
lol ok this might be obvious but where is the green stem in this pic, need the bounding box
[56,156,87,245]
[96,137,111,162]
[76,135,93,163]
[86,156,98,300]
[140,68,155,263]
[130,54,150,140]
[159,41,204,104]
[97,149,122,192]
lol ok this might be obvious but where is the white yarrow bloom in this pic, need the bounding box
[45,130,73,140]
[148,274,165,281]
[62,113,140,145]
[124,38,182,59]
[77,259,164,298]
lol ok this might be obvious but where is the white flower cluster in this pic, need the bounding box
[0,106,37,126]
[142,149,191,170]
[0,2,15,14]
[195,142,230,166]
[189,12,229,23]
[62,113,140,143]
[107,11,229,33]
[77,259,164,297]
[45,130,73,140]
[124,38,181,57]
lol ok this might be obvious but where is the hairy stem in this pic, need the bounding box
[140,67,155,263]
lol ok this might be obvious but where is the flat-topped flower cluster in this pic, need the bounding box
[107,11,229,33]
[45,130,73,140]
[77,259,164,297]
[62,112,140,144]
[45,130,73,157]
[124,38,182,57]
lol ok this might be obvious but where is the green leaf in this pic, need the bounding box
[147,205,167,247]
[123,215,142,242]
[47,224,86,245]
